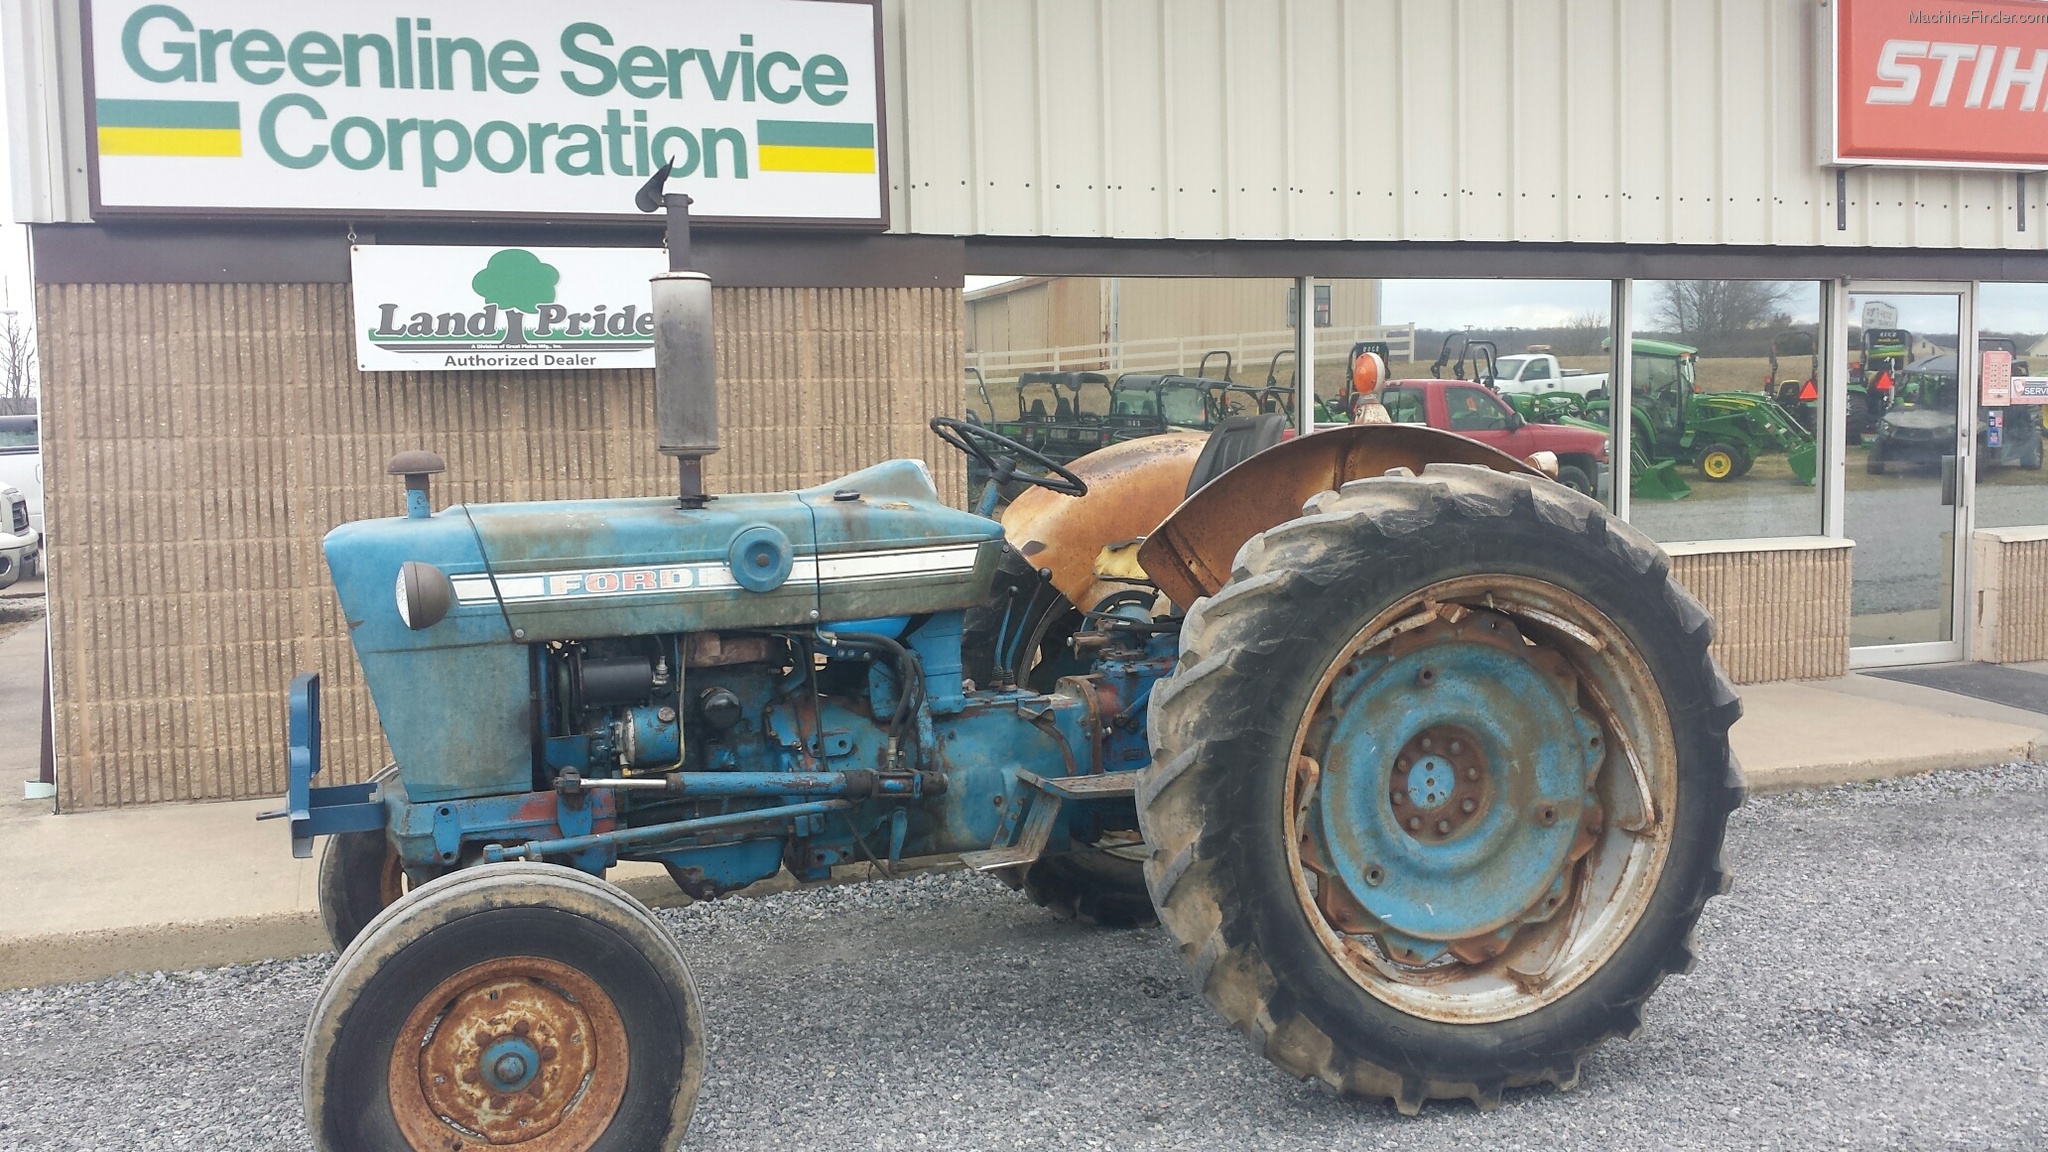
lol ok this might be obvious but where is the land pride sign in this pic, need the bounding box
[84,0,885,224]
[1834,0,2048,169]
[351,245,667,371]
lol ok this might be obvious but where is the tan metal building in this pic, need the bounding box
[10,0,2048,809]
[964,275,1405,385]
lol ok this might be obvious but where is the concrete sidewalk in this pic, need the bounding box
[3,651,2045,990]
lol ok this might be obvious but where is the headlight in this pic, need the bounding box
[395,561,455,630]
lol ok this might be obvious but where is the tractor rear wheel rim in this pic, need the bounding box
[1286,575,1678,1025]
[388,955,629,1151]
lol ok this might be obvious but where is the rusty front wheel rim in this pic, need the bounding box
[388,956,629,1151]
[378,848,407,908]
[1284,575,1679,1025]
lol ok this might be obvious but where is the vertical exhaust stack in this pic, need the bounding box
[637,161,719,508]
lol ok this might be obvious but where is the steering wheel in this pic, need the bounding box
[930,416,1088,498]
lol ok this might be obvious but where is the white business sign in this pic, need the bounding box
[351,245,668,372]
[86,1,884,224]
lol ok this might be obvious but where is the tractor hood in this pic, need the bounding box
[1881,408,1956,438]
[461,459,1005,641]
[324,458,1005,652]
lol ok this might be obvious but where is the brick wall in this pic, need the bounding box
[1665,538,1853,684]
[1972,527,2048,664]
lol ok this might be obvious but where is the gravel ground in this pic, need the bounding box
[4,765,2047,1151]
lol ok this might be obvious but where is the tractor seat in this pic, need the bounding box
[1186,413,1291,497]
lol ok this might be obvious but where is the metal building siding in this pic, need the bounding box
[8,0,2044,246]
[894,0,2048,250]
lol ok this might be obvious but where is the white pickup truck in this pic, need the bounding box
[1492,353,1608,399]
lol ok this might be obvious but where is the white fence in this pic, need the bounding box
[965,323,1419,385]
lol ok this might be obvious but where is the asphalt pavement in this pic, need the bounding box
[2,765,2045,1152]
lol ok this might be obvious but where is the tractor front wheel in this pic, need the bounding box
[303,863,704,1152]
[1696,443,1743,481]
[1017,839,1157,927]
[318,830,406,953]
[317,765,406,952]
[1138,464,1740,1112]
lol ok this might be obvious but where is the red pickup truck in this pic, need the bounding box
[1378,378,1611,498]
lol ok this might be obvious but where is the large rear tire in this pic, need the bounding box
[304,863,704,1152]
[1138,464,1741,1112]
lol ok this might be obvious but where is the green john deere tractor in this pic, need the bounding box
[1590,339,1816,486]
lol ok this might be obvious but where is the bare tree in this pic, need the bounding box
[1555,310,1611,356]
[1652,280,1795,346]
[0,311,34,416]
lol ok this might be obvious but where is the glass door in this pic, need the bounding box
[1845,284,1974,666]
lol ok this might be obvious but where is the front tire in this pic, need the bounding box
[1696,444,1741,481]
[304,863,704,1152]
[1019,840,1157,927]
[1138,464,1741,1112]
[1555,463,1594,496]
[318,830,406,953]
[317,765,405,952]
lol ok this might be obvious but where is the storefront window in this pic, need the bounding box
[1974,282,2048,531]
[1623,280,1824,543]
[1377,279,1617,508]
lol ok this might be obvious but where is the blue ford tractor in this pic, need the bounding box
[286,174,1741,1150]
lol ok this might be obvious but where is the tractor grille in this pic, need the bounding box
[8,499,23,534]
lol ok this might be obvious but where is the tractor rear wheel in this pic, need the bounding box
[304,863,704,1152]
[1018,839,1157,927]
[1138,464,1740,1112]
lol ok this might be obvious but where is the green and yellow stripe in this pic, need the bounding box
[756,120,875,174]
[97,99,242,158]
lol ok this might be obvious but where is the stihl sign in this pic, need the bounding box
[1834,0,2048,168]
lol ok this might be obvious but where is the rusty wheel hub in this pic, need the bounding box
[1295,602,1607,970]
[389,956,628,1151]
[1390,726,1491,842]
[1285,578,1679,1024]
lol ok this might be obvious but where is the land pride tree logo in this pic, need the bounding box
[357,246,665,371]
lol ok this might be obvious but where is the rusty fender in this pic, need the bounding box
[999,433,1206,610]
[1137,424,1544,609]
